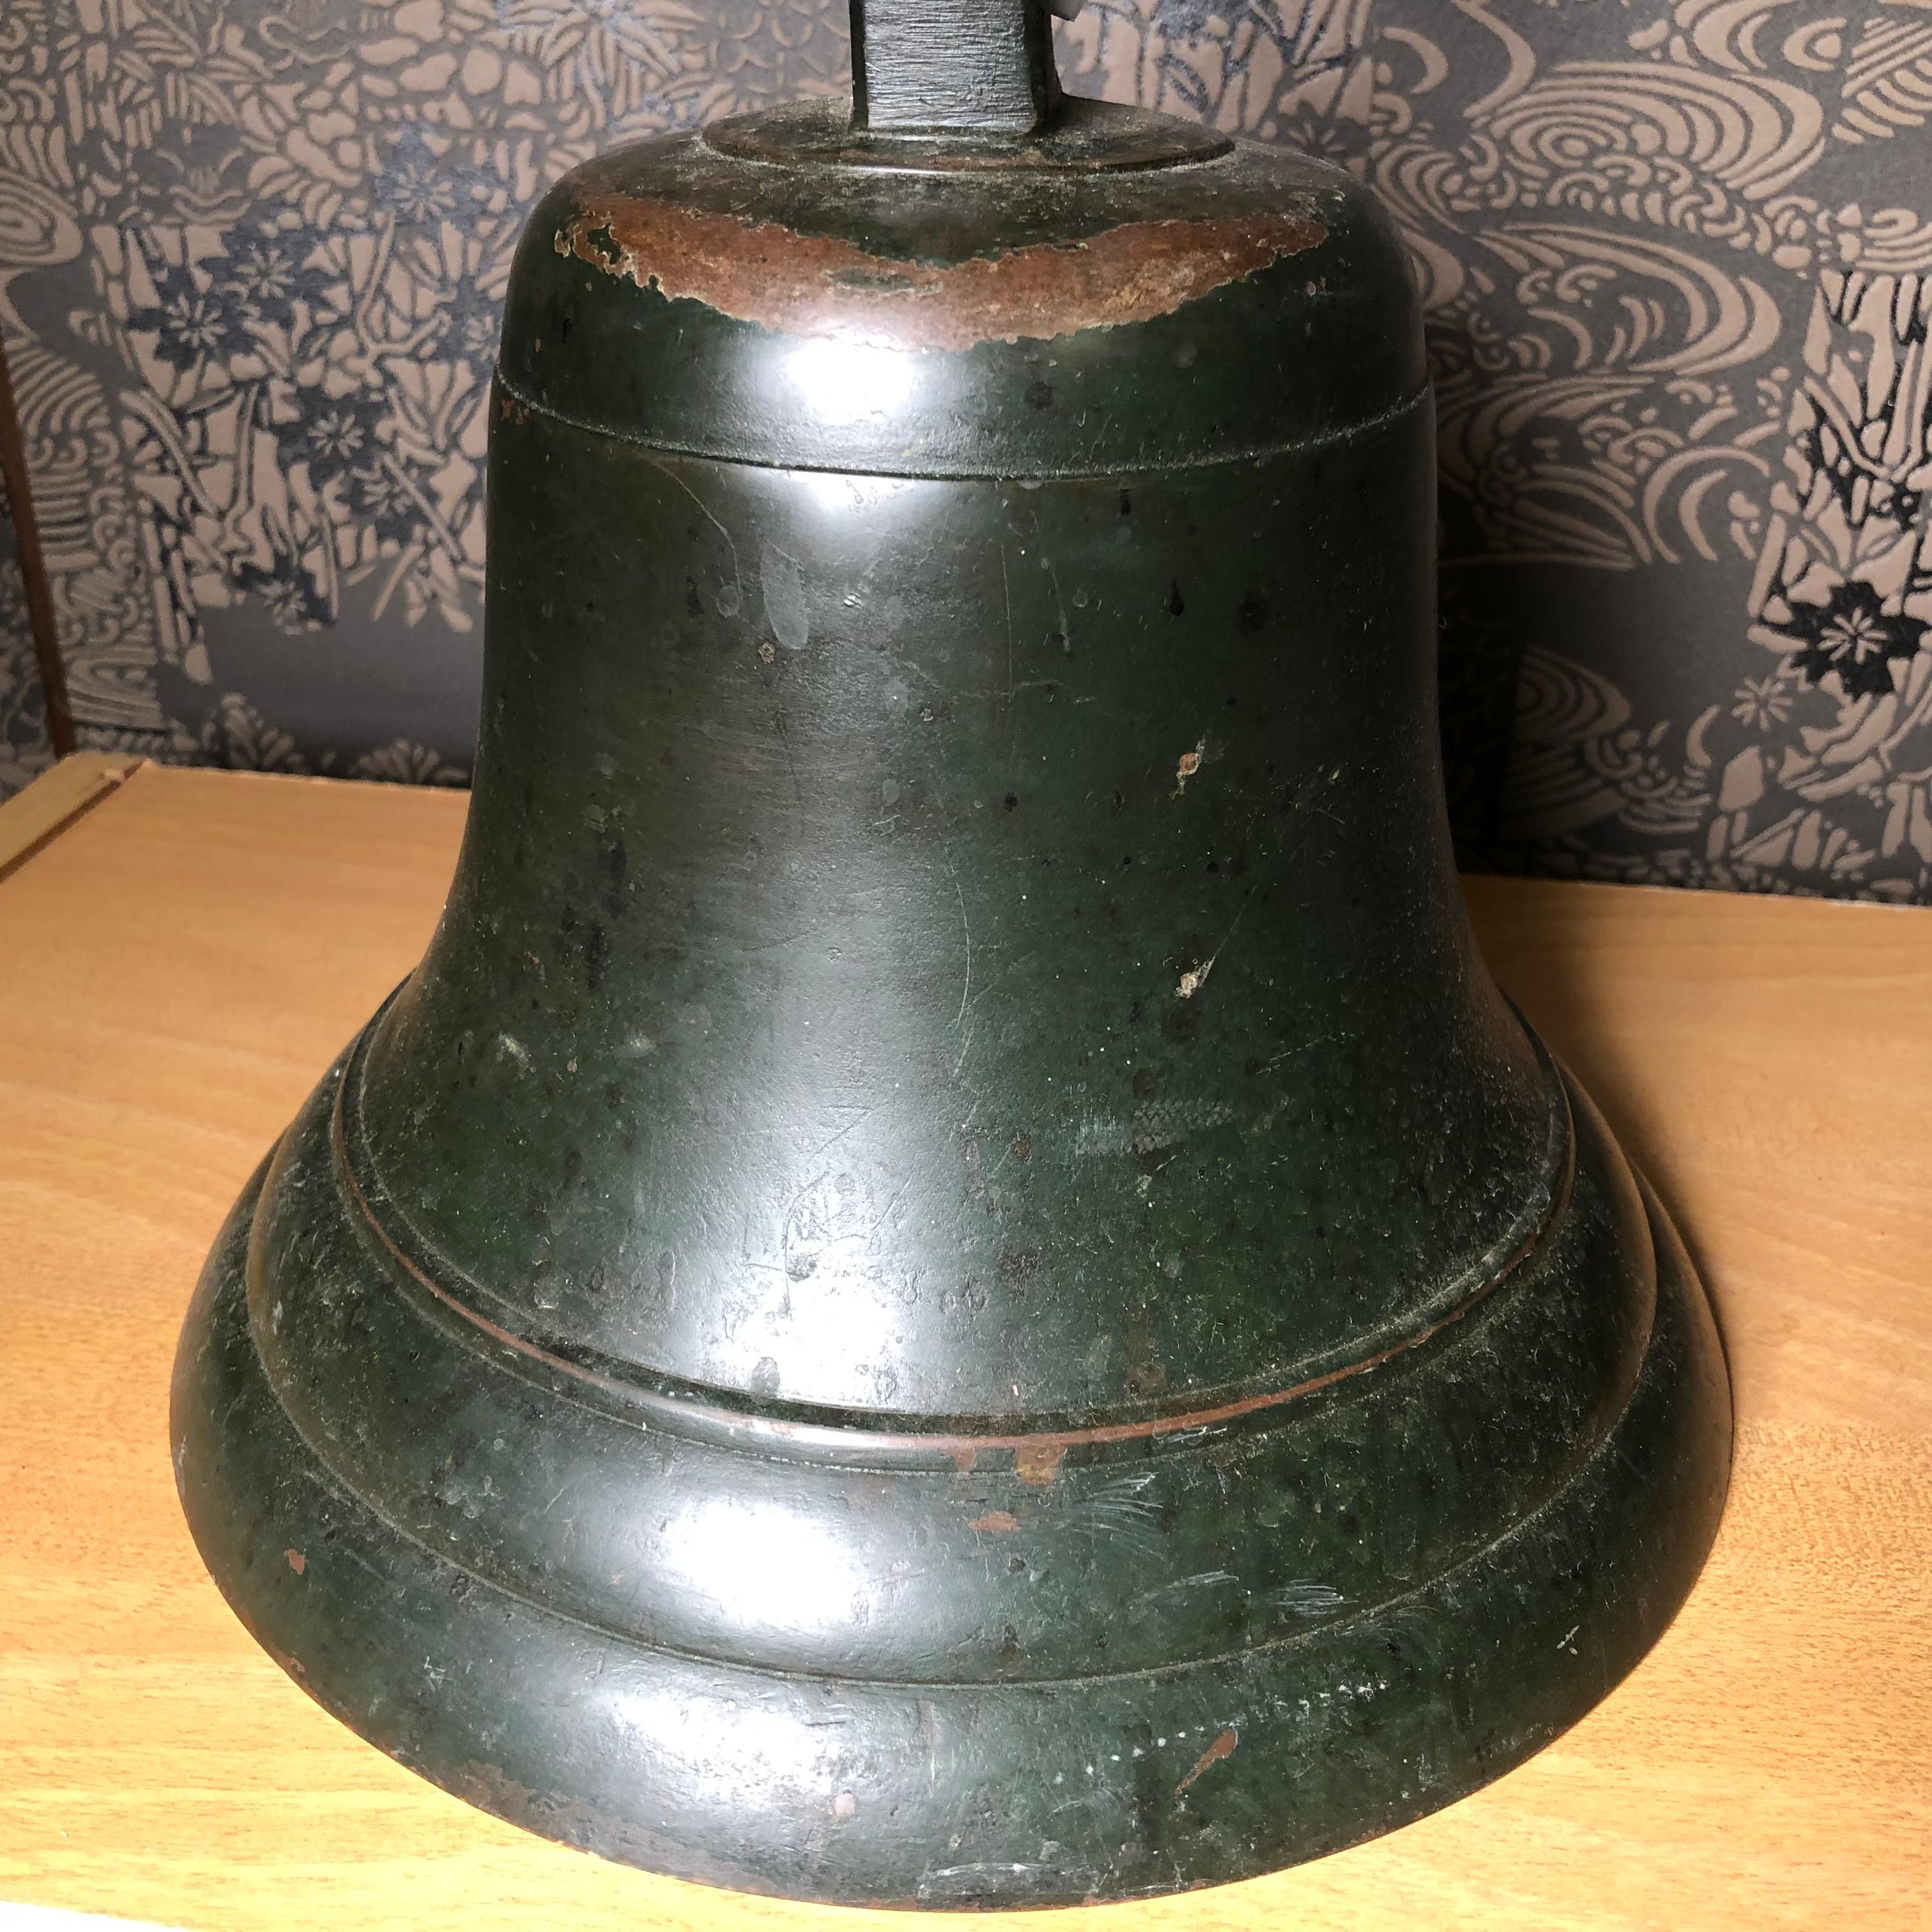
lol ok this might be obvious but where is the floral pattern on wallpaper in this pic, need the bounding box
[3,0,1932,896]
[0,472,53,797]
[0,0,845,781]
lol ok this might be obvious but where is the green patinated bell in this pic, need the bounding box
[172,0,1730,1906]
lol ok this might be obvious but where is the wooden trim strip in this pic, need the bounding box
[0,753,143,884]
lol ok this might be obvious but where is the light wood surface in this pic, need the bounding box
[1,762,1927,1932]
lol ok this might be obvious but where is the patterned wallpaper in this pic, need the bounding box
[0,471,54,795]
[1,1,1931,901]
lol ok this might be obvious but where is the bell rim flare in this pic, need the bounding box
[173,1034,1729,1904]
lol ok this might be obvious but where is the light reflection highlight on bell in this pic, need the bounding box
[656,1493,868,1648]
[785,337,917,427]
[801,471,919,514]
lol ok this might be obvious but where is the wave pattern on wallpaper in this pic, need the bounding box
[1,0,1931,896]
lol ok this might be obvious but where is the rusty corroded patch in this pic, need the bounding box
[968,1509,1022,1533]
[284,1547,305,1575]
[1013,1441,1068,1486]
[1176,1728,1238,1796]
[553,195,1325,351]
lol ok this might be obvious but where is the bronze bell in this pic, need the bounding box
[172,0,1731,1906]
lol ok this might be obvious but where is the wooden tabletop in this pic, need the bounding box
[1,760,1928,1931]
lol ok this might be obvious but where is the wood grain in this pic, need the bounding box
[1,763,1926,1932]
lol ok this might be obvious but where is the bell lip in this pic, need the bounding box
[171,1147,1730,1907]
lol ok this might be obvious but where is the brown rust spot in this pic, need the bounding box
[1172,735,1209,802]
[449,1761,546,1828]
[1176,1727,1238,1796]
[1013,1441,1067,1486]
[284,1548,305,1575]
[555,196,1326,351]
[968,1510,1021,1533]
